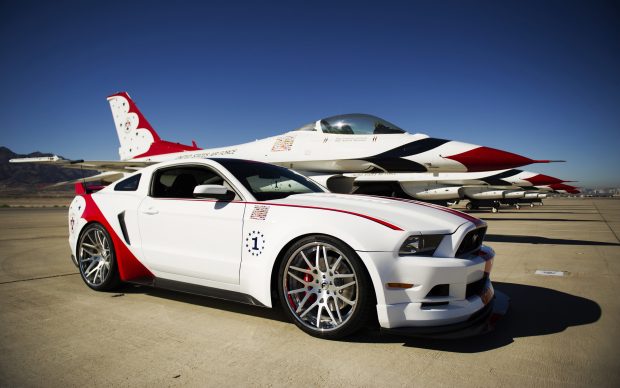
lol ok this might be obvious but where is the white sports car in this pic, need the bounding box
[68,158,496,339]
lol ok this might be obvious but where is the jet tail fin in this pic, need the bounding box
[107,92,201,160]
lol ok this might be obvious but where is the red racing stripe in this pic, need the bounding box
[156,198,403,231]
[360,195,486,227]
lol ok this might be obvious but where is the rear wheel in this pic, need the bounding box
[77,223,120,291]
[278,235,372,339]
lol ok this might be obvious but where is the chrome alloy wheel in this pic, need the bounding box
[283,242,359,331]
[78,226,112,287]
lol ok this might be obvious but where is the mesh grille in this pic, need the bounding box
[456,227,487,257]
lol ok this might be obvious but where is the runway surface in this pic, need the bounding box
[0,198,618,387]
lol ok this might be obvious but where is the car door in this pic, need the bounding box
[137,165,246,284]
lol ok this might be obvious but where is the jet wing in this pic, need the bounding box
[343,172,498,186]
[44,171,127,187]
[9,156,153,173]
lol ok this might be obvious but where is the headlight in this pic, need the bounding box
[399,234,444,256]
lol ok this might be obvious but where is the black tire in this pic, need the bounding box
[277,235,373,340]
[77,223,121,291]
[465,202,473,210]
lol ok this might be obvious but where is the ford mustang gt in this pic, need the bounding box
[68,158,496,339]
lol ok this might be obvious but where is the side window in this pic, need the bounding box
[114,174,141,191]
[150,166,238,199]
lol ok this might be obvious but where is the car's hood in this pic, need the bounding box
[267,193,479,233]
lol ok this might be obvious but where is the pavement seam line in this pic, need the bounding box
[0,272,79,285]
[592,201,620,243]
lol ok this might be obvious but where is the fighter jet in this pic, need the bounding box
[322,168,574,212]
[10,92,562,186]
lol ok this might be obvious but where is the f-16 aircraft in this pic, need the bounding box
[10,92,562,190]
[316,168,576,212]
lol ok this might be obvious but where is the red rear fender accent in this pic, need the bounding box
[80,194,153,281]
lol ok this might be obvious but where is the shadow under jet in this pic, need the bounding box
[484,234,620,246]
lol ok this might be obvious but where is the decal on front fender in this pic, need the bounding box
[250,205,269,220]
[246,231,265,256]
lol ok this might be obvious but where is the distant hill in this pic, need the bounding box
[0,146,98,189]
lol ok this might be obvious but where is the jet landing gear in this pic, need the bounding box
[465,200,500,213]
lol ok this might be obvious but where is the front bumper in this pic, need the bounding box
[381,290,509,339]
[358,245,497,331]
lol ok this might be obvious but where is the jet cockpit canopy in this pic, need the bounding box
[294,114,407,135]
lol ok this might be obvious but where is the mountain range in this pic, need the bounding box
[0,146,97,189]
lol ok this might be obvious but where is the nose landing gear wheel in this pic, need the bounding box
[278,236,372,339]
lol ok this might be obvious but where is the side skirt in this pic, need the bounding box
[151,278,267,307]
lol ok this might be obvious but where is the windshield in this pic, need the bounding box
[215,159,325,201]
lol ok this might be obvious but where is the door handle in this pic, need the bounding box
[141,207,159,215]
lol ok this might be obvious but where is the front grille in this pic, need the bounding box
[456,227,486,257]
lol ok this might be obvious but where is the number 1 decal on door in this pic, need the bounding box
[246,231,265,256]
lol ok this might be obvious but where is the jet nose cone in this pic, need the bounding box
[445,146,556,172]
[524,174,565,186]
[549,183,580,194]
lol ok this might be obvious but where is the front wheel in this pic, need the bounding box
[278,235,373,339]
[77,223,120,291]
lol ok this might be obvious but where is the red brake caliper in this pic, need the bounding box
[287,267,315,311]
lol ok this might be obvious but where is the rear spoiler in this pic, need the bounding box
[75,182,107,195]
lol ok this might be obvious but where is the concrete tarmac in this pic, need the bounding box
[0,198,618,387]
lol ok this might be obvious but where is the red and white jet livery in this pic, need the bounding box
[10,92,561,186]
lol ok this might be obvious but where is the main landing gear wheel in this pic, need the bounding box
[491,207,499,213]
[278,235,372,340]
[77,223,120,291]
[465,202,473,210]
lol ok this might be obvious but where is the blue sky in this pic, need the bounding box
[1,0,618,188]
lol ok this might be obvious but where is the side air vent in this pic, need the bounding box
[118,211,130,245]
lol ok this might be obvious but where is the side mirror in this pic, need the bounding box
[193,185,234,201]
